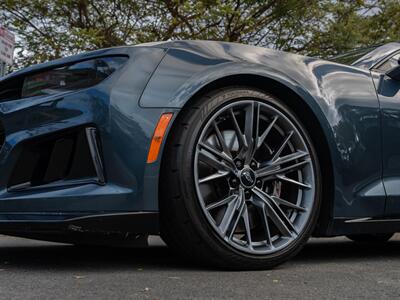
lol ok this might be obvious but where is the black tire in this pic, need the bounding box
[346,233,394,243]
[160,87,322,270]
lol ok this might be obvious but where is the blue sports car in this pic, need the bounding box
[0,40,400,269]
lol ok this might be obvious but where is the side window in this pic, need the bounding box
[0,56,128,102]
[375,53,400,73]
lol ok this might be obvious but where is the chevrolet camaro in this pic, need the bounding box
[0,41,400,269]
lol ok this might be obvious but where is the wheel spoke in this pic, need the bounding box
[277,160,310,176]
[199,171,230,184]
[218,199,238,235]
[253,187,297,237]
[229,108,247,153]
[228,189,246,240]
[256,150,310,179]
[213,121,232,158]
[271,195,306,212]
[199,142,234,165]
[276,174,311,189]
[257,115,278,149]
[271,131,294,162]
[244,102,261,163]
[253,200,272,247]
[206,194,238,210]
[256,161,309,177]
[198,143,235,172]
[242,204,253,249]
[198,149,231,172]
[218,189,244,235]
[244,103,254,149]
[242,103,257,162]
[274,151,309,166]
[227,204,245,240]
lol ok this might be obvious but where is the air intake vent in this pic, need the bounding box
[8,126,104,191]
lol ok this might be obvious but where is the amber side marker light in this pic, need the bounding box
[147,113,173,163]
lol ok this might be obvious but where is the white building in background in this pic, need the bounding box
[0,25,15,77]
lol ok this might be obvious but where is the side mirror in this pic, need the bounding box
[386,57,400,81]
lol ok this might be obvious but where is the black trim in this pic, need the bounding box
[7,178,100,192]
[329,218,400,236]
[0,212,159,235]
[85,127,105,184]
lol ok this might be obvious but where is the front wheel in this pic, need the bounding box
[160,87,322,270]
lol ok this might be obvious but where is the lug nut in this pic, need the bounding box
[230,178,239,187]
[256,179,262,187]
[235,160,243,169]
[250,161,257,169]
[245,189,252,198]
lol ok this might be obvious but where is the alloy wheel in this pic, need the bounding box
[194,100,316,255]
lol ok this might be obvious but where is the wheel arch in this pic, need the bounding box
[168,74,334,236]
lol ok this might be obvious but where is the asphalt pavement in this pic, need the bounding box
[0,234,399,299]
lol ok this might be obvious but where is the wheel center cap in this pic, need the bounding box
[240,168,256,188]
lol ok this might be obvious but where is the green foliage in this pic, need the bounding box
[0,0,399,68]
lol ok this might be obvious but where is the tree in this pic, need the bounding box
[305,0,400,57]
[0,0,146,66]
[0,0,399,69]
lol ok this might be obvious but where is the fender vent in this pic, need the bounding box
[8,126,105,191]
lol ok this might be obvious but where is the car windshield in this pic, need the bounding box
[328,46,379,66]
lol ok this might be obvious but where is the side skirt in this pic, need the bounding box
[328,217,400,236]
[0,212,159,245]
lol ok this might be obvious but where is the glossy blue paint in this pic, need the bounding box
[371,48,400,217]
[141,41,386,218]
[0,46,170,215]
[1,40,400,236]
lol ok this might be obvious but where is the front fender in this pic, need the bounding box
[140,46,383,222]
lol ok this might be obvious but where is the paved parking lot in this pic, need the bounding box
[0,234,399,299]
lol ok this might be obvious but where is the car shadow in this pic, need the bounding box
[295,238,400,264]
[0,236,399,271]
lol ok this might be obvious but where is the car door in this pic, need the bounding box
[372,51,400,217]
